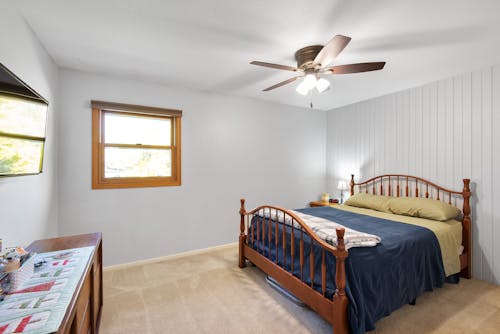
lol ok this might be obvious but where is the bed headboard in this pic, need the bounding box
[349,174,472,278]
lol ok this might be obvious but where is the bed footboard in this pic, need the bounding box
[238,199,349,334]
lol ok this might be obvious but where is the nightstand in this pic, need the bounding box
[309,201,339,207]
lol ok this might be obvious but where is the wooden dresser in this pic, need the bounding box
[26,233,103,334]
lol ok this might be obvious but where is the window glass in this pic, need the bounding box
[104,112,171,146]
[104,147,172,178]
[0,94,47,137]
[0,137,44,174]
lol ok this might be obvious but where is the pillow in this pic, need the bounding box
[344,193,391,212]
[387,197,461,221]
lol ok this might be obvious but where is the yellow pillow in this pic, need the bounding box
[387,197,461,221]
[344,193,391,212]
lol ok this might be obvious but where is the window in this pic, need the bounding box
[91,100,181,189]
[0,63,48,177]
[0,94,48,176]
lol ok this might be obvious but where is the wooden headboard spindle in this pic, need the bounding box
[388,176,391,196]
[349,175,355,196]
[396,176,400,197]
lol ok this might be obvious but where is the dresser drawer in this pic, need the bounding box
[78,300,91,334]
[93,264,101,324]
[75,275,91,333]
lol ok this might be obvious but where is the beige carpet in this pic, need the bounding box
[101,245,500,334]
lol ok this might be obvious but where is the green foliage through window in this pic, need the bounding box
[0,94,47,176]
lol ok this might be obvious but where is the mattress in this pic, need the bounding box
[333,204,463,276]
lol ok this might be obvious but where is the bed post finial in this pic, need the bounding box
[332,228,349,334]
[239,198,247,268]
[336,228,346,253]
[462,179,471,215]
[239,198,246,219]
[350,174,355,196]
[461,179,472,278]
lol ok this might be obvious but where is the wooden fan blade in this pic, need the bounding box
[313,35,351,67]
[262,77,300,91]
[325,62,386,74]
[250,61,300,72]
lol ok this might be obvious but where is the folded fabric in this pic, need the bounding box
[256,209,381,249]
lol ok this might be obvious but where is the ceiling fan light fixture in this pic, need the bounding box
[296,73,318,95]
[251,34,385,94]
[296,80,310,95]
[316,77,330,93]
[303,73,317,90]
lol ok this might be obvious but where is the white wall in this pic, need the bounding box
[58,69,326,266]
[0,5,59,246]
[327,65,500,284]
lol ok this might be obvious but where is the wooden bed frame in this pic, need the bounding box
[238,174,472,334]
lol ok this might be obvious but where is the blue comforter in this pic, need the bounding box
[249,206,457,333]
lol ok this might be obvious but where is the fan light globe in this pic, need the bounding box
[316,78,330,93]
[296,74,318,95]
[303,74,317,90]
[296,80,310,95]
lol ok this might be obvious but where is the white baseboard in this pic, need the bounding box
[103,242,238,272]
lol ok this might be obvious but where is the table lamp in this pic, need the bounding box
[337,180,348,204]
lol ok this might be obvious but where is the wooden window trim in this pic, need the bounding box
[91,101,182,189]
[91,100,182,117]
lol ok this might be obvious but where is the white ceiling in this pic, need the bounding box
[16,0,500,110]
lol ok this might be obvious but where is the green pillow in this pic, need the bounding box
[387,197,461,221]
[344,193,391,212]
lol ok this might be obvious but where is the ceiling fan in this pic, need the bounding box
[250,35,385,95]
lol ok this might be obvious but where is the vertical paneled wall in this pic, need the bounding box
[327,65,500,284]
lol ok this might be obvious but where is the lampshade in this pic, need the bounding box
[337,180,348,190]
[295,80,310,95]
[316,78,330,93]
[303,74,317,90]
[295,75,331,96]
